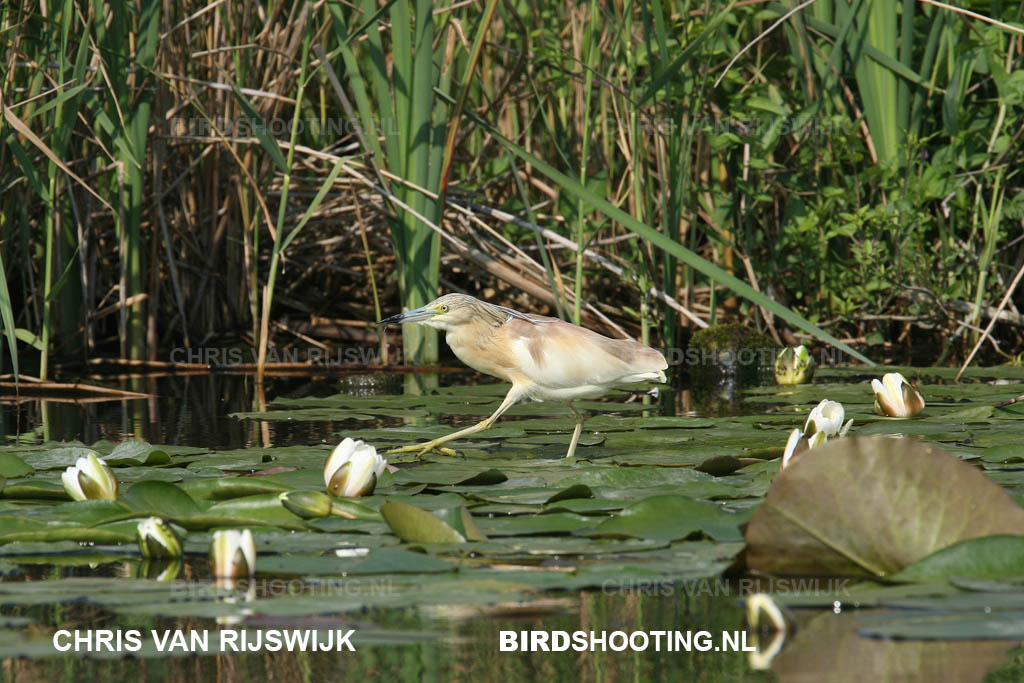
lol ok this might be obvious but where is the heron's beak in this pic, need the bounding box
[376,306,437,326]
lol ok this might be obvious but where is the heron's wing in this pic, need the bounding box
[493,306,561,325]
[502,318,666,390]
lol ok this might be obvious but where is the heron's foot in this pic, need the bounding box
[385,441,460,458]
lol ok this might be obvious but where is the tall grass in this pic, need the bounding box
[1,0,1021,375]
[329,0,453,365]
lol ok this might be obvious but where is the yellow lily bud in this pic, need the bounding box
[61,451,118,501]
[774,345,815,385]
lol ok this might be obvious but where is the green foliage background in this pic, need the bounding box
[1,0,1022,370]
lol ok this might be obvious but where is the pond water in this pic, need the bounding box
[3,365,1024,681]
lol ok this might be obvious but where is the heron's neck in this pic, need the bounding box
[443,314,502,362]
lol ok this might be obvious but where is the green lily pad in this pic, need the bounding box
[380,502,475,543]
[922,405,994,422]
[695,455,746,476]
[545,484,593,503]
[477,512,594,536]
[104,441,171,466]
[982,444,1024,463]
[31,500,135,526]
[202,492,304,524]
[543,498,624,514]
[432,507,487,541]
[890,536,1024,582]
[120,481,204,518]
[20,447,97,471]
[258,547,455,575]
[392,465,508,487]
[0,480,69,500]
[0,454,32,478]
[588,495,744,542]
[0,517,135,544]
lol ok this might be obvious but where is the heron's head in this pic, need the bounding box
[376,294,485,332]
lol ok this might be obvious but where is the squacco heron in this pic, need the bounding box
[377,293,667,458]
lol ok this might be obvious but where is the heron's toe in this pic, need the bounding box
[387,441,460,457]
[385,443,419,455]
[414,443,458,457]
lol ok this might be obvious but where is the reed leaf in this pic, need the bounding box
[0,247,18,379]
[462,108,874,365]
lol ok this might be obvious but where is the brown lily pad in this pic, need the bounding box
[740,436,1024,577]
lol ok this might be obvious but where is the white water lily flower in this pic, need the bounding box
[210,529,256,579]
[136,517,183,558]
[780,428,805,470]
[780,428,828,471]
[324,437,387,498]
[61,451,118,501]
[871,372,925,417]
[773,346,815,385]
[803,399,853,438]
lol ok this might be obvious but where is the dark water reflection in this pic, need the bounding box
[0,373,431,450]
[0,370,712,449]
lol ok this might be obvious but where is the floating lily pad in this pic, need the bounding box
[545,484,593,503]
[392,466,507,487]
[695,455,746,476]
[588,495,744,542]
[204,493,309,528]
[179,478,293,500]
[20,447,98,471]
[256,547,455,575]
[982,444,1024,463]
[0,517,134,545]
[24,500,135,526]
[0,454,32,478]
[380,502,483,543]
[121,481,204,518]
[890,536,1024,582]
[741,437,1024,577]
[477,512,594,536]
[104,441,171,466]
[0,480,69,500]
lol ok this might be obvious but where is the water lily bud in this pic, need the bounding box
[324,438,387,498]
[872,372,925,417]
[61,451,118,501]
[780,428,829,471]
[803,399,852,438]
[210,529,256,579]
[774,346,814,385]
[136,517,183,558]
[279,490,333,519]
[807,430,827,449]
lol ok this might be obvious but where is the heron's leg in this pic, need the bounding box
[387,385,526,456]
[565,403,585,458]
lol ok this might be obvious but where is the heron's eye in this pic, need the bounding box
[440,305,449,313]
